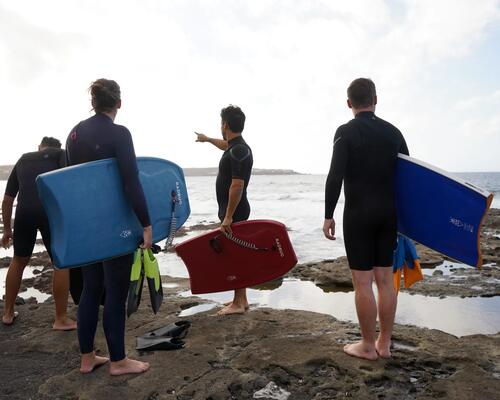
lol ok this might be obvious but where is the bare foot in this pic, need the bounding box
[343,342,378,361]
[217,303,246,316]
[223,300,250,310]
[375,339,391,359]
[109,358,150,376]
[2,311,19,326]
[53,317,77,331]
[80,352,109,374]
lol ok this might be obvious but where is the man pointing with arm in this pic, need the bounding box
[196,105,253,315]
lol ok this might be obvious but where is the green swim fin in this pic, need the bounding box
[127,249,144,318]
[143,248,163,314]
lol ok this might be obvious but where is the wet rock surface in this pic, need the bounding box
[1,293,499,400]
[1,212,499,399]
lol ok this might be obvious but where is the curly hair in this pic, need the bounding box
[89,79,121,113]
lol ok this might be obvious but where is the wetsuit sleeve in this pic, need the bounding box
[325,127,348,219]
[399,136,409,156]
[5,163,19,198]
[115,128,151,227]
[229,144,252,179]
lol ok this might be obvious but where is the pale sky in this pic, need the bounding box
[1,0,499,173]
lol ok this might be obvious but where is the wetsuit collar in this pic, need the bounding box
[95,112,114,122]
[228,135,244,147]
[355,111,376,119]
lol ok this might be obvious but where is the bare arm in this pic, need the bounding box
[195,132,228,151]
[220,179,244,234]
[1,195,14,248]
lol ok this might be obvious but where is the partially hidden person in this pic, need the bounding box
[1,137,76,331]
[195,105,253,315]
[66,79,152,375]
[323,78,409,360]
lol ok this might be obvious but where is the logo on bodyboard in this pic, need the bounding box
[226,275,237,282]
[120,230,132,238]
[175,181,183,205]
[449,217,474,233]
[275,238,285,258]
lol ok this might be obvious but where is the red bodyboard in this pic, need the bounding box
[175,220,297,294]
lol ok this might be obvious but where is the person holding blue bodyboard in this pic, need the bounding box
[66,79,152,376]
[323,78,409,361]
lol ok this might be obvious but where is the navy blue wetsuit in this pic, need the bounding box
[325,112,409,271]
[5,148,65,258]
[66,113,150,361]
[216,136,253,223]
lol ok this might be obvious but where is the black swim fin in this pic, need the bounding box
[143,248,163,314]
[140,320,191,340]
[127,250,144,318]
[136,336,185,351]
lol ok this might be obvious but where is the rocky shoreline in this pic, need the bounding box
[1,274,499,400]
[0,210,499,399]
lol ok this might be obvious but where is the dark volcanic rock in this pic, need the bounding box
[1,299,499,400]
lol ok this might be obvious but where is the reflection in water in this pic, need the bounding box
[0,266,45,300]
[179,303,217,317]
[18,287,51,303]
[180,279,500,337]
[422,261,475,277]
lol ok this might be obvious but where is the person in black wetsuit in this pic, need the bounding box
[66,79,152,376]
[323,78,409,361]
[195,105,253,315]
[1,137,76,330]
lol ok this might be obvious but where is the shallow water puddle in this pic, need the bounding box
[179,303,218,317]
[180,279,500,337]
[0,266,49,302]
[162,283,179,289]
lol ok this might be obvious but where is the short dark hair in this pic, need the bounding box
[220,105,245,133]
[89,78,121,113]
[40,137,62,149]
[347,78,376,108]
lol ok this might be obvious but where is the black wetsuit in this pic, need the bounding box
[325,111,409,270]
[5,148,65,258]
[66,113,150,362]
[216,136,253,223]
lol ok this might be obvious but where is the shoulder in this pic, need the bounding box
[113,124,132,138]
[229,143,252,161]
[375,116,403,136]
[44,148,65,159]
[334,122,354,141]
[18,150,40,162]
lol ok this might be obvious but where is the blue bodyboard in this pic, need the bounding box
[36,157,190,269]
[396,154,493,267]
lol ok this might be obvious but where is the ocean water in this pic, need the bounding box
[1,172,499,265]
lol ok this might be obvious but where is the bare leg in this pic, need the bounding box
[223,288,249,310]
[80,351,109,374]
[52,269,77,331]
[343,269,378,361]
[218,288,248,315]
[2,256,30,325]
[109,358,150,376]
[373,266,397,358]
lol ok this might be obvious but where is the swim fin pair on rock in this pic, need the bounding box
[136,320,191,351]
[127,248,163,318]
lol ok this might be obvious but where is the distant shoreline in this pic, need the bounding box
[0,165,301,180]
